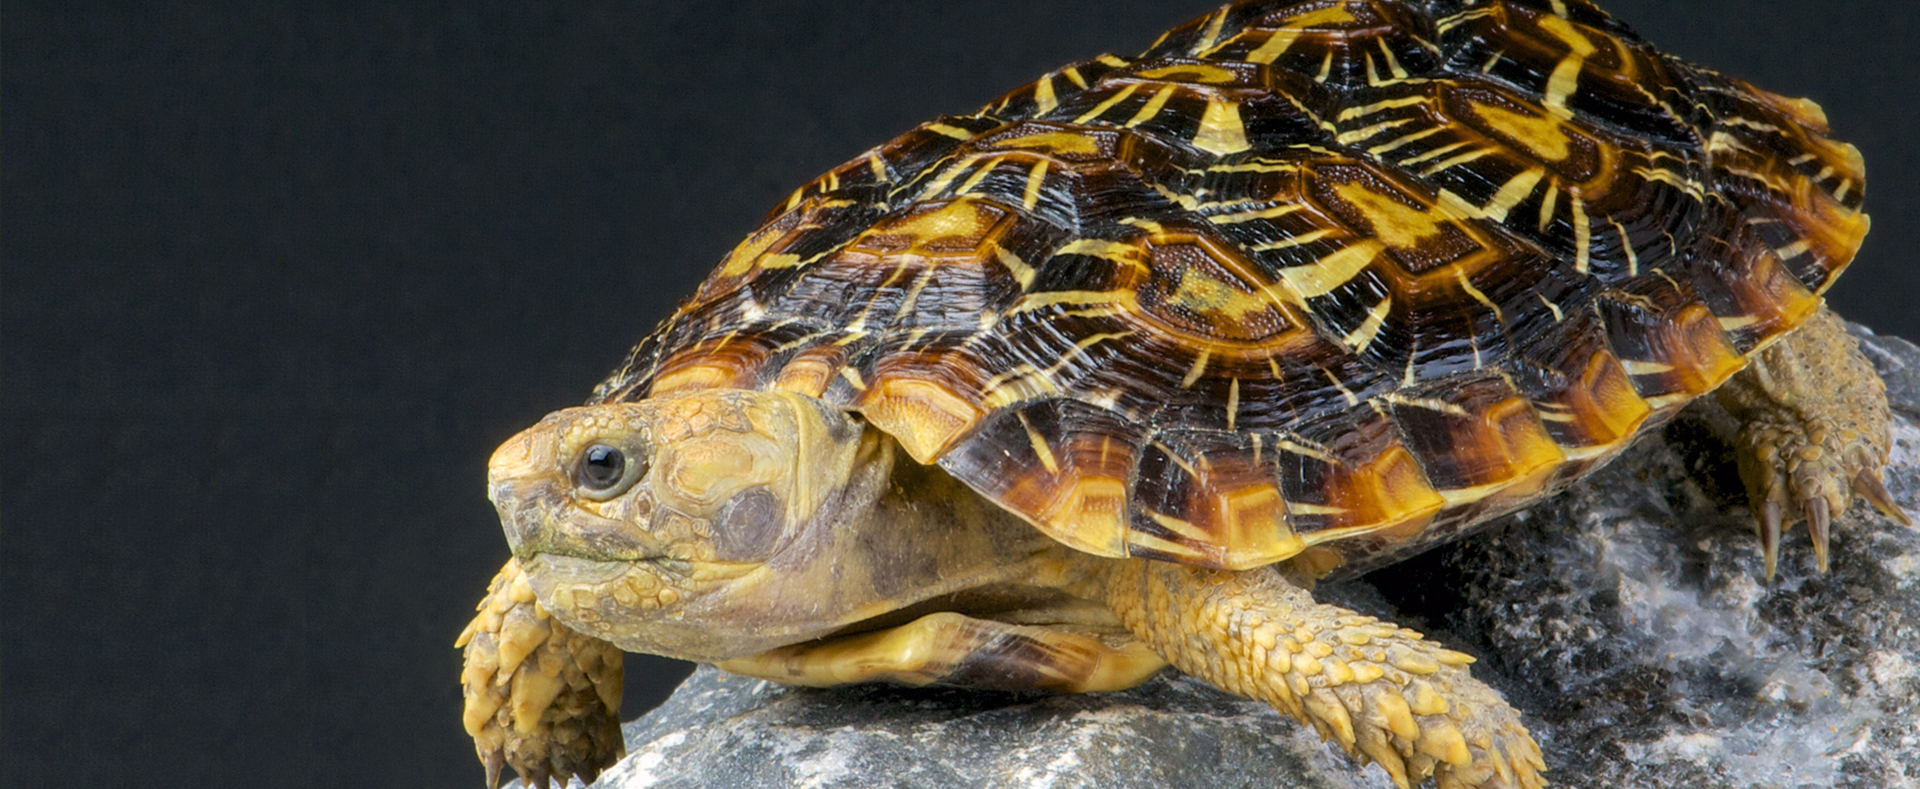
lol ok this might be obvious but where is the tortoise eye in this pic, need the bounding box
[575,443,646,500]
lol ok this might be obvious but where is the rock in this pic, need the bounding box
[589,667,1387,789]
[560,328,1920,789]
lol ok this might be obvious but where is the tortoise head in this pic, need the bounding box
[485,388,895,661]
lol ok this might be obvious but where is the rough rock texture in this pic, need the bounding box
[549,327,1920,789]
[591,667,1390,789]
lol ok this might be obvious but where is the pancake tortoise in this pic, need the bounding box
[457,1,1910,786]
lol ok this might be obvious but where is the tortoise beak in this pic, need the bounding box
[487,422,567,556]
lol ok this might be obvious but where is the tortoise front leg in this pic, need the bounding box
[1094,560,1544,789]
[457,558,625,789]
[718,611,1169,693]
[1715,306,1910,578]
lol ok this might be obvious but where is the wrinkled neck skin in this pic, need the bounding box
[490,389,1087,663]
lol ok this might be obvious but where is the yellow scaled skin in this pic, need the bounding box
[461,387,1557,789]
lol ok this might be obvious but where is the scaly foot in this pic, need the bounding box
[1716,308,1909,579]
[457,558,626,789]
[1097,561,1545,789]
[1730,406,1906,577]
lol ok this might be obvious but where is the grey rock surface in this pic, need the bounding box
[594,667,1391,789]
[563,328,1920,789]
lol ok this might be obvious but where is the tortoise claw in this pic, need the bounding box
[1855,467,1910,526]
[1804,496,1831,574]
[480,746,504,789]
[1760,500,1784,582]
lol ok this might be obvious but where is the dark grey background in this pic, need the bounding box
[7,1,1914,786]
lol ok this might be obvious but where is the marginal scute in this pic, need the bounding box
[940,399,1142,559]
[772,353,839,399]
[1042,474,1133,558]
[1221,483,1303,567]
[1673,303,1750,389]
[1777,177,1871,295]
[1693,77,1870,299]
[1277,409,1446,551]
[1687,216,1823,353]
[859,378,984,464]
[597,0,1871,576]
[1603,291,1749,409]
[1385,375,1567,496]
[651,357,757,397]
[1558,347,1653,451]
[1129,430,1305,568]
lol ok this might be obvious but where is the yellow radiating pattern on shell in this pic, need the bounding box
[1331,181,1458,249]
[1470,100,1575,162]
[992,130,1103,154]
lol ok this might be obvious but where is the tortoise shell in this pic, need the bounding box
[591,0,1867,576]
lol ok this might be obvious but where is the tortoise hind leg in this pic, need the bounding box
[457,558,625,789]
[1094,560,1544,789]
[1714,306,1910,579]
[717,610,1169,692]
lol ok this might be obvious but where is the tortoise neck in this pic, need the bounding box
[861,440,1069,585]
